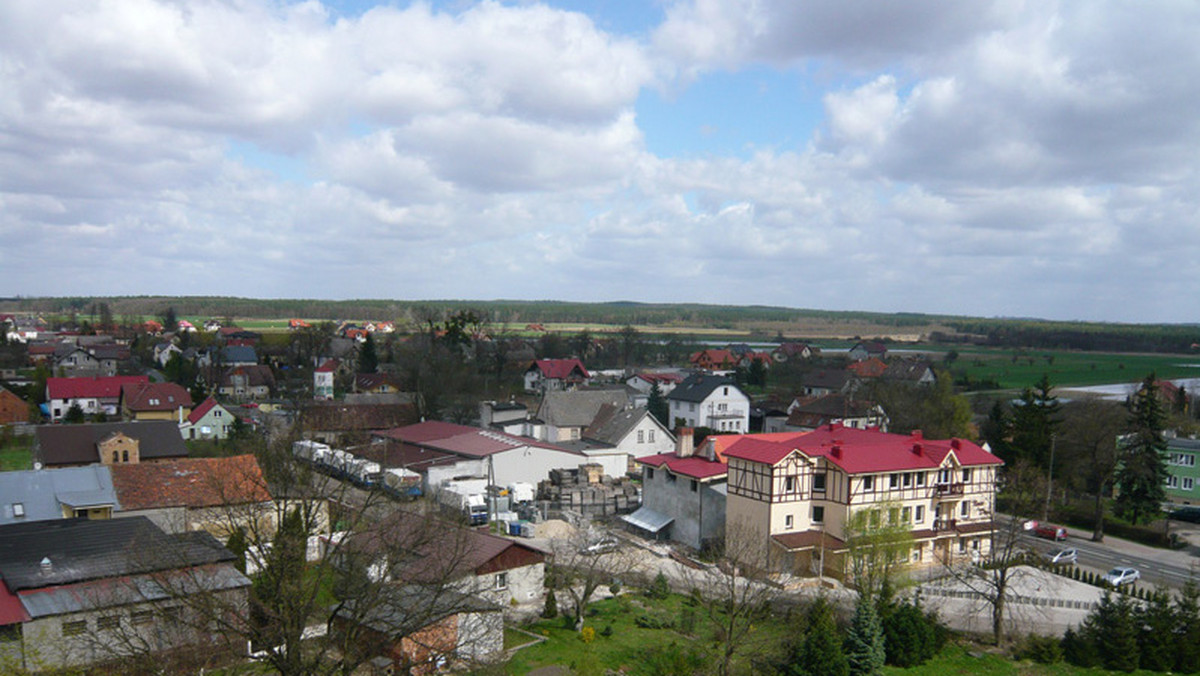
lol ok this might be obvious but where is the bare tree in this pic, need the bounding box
[1058,399,1126,541]
[545,526,637,631]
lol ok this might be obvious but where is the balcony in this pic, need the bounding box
[933,518,957,532]
[934,482,964,497]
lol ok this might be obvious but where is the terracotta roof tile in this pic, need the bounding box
[110,455,272,510]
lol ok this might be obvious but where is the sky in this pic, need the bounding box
[2,1,1200,323]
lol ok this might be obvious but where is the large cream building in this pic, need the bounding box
[722,423,1002,578]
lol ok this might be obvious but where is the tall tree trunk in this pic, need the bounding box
[992,593,1006,645]
[1092,490,1106,542]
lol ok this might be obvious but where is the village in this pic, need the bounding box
[0,310,1197,674]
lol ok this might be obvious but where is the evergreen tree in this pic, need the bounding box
[981,401,1013,461]
[225,528,248,574]
[748,358,767,388]
[845,596,885,676]
[541,590,558,619]
[1081,591,1140,672]
[1137,591,1175,671]
[358,333,378,374]
[1115,374,1169,525]
[880,598,942,667]
[647,382,668,428]
[1011,375,1061,468]
[162,306,179,332]
[794,598,849,676]
[63,402,85,424]
[1174,579,1200,672]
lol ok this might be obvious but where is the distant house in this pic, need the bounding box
[314,359,339,401]
[120,382,193,422]
[535,390,630,444]
[523,359,589,393]
[153,342,183,368]
[288,318,311,330]
[179,397,236,441]
[35,421,189,468]
[0,465,119,525]
[45,375,149,422]
[738,352,773,369]
[625,429,727,550]
[846,358,887,379]
[0,386,28,426]
[301,403,416,446]
[0,517,250,670]
[784,393,888,432]
[688,349,738,370]
[800,369,855,397]
[220,345,258,367]
[110,455,274,538]
[666,374,750,433]
[1164,436,1200,504]
[203,319,222,332]
[582,405,675,477]
[625,372,684,396]
[848,341,888,362]
[354,373,400,395]
[882,360,937,386]
[771,342,817,362]
[219,365,275,402]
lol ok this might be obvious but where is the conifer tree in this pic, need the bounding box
[795,598,849,676]
[1174,579,1200,672]
[358,333,378,374]
[647,381,668,428]
[1137,590,1175,671]
[1115,374,1169,524]
[845,596,885,676]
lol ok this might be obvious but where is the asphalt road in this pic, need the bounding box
[1020,525,1200,589]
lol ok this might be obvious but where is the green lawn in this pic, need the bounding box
[884,642,1167,676]
[944,348,1200,390]
[0,434,33,471]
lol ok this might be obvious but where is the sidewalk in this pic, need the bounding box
[1077,521,1200,570]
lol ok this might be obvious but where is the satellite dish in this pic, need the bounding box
[33,462,43,471]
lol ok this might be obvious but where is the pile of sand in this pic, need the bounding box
[534,519,576,539]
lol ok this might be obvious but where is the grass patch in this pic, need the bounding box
[0,433,33,471]
[883,641,1170,675]
[947,348,1200,390]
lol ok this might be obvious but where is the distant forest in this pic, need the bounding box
[2,296,1199,354]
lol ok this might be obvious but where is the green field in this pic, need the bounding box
[943,348,1200,391]
[0,434,33,471]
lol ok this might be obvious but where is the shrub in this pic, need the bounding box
[562,614,577,629]
[609,581,621,595]
[579,626,595,643]
[541,591,558,619]
[635,613,673,629]
[600,624,613,638]
[647,571,670,600]
[1017,633,1062,664]
[679,607,696,635]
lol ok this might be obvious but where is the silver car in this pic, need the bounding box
[1102,567,1140,586]
[1045,548,1077,565]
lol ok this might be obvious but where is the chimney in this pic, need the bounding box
[950,438,962,450]
[676,427,695,458]
[831,444,842,458]
[911,429,923,441]
[911,442,922,455]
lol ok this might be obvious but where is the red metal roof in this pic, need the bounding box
[379,421,582,457]
[0,582,30,625]
[637,452,727,480]
[530,358,590,380]
[315,359,340,373]
[721,423,1002,473]
[47,375,148,400]
[186,397,221,424]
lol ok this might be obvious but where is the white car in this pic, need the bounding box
[1102,567,1140,586]
[580,537,619,555]
[1045,548,1077,565]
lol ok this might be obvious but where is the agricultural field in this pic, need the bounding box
[941,348,1200,391]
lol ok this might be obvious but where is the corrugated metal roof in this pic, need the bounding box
[621,506,674,533]
[0,466,118,525]
[18,564,249,618]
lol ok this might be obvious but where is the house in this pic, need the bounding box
[581,405,675,477]
[314,359,339,401]
[738,352,773,369]
[179,397,235,441]
[750,400,791,434]
[478,401,529,436]
[202,319,222,332]
[218,365,274,401]
[50,341,129,377]
[0,386,28,426]
[881,360,937,386]
[301,403,416,446]
[624,428,727,550]
[45,375,149,422]
[535,390,630,444]
[177,320,197,333]
[1164,436,1200,504]
[846,358,887,379]
[0,465,119,526]
[800,369,856,397]
[120,382,193,422]
[523,359,590,393]
[288,319,311,330]
[784,394,888,432]
[666,374,750,433]
[53,346,101,375]
[153,342,183,368]
[354,373,400,395]
[219,345,258,367]
[109,455,274,538]
[771,343,817,362]
[374,421,587,489]
[848,341,888,362]
[625,371,685,396]
[688,349,738,370]
[0,517,250,670]
[722,424,1002,578]
[333,586,503,674]
[35,421,189,468]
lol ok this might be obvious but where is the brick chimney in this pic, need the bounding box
[676,427,694,458]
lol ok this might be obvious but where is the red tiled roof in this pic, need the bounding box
[316,359,340,373]
[634,372,684,385]
[721,423,1002,473]
[121,382,193,412]
[637,452,727,480]
[847,358,887,378]
[110,455,272,510]
[530,359,589,380]
[186,397,222,424]
[47,375,148,400]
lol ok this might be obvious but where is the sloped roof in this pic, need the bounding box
[315,358,340,373]
[537,389,629,428]
[186,397,226,424]
[336,585,499,637]
[378,421,582,457]
[847,358,887,378]
[800,369,852,390]
[666,374,744,403]
[46,375,148,400]
[0,517,234,591]
[35,421,188,466]
[0,466,118,526]
[121,382,193,412]
[584,405,658,446]
[528,358,589,380]
[882,360,935,382]
[110,455,272,510]
[689,349,738,366]
[221,365,275,388]
[631,372,685,385]
[220,345,258,363]
[302,403,416,432]
[721,424,1002,473]
[636,452,727,480]
[786,393,878,422]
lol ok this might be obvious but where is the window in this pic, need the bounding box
[962,468,972,483]
[889,473,899,489]
[666,473,676,484]
[915,505,925,522]
[131,611,153,626]
[960,501,970,518]
[689,403,696,412]
[112,451,119,463]
[1167,475,1180,488]
[785,514,793,529]
[785,476,796,492]
[62,620,87,637]
[937,468,951,484]
[648,430,655,443]
[495,572,508,590]
[902,506,912,523]
[723,387,729,395]
[646,468,655,480]
[888,507,899,524]
[11,503,23,518]
[862,476,874,491]
[690,479,698,492]
[1171,453,1197,467]
[902,473,912,488]
[122,450,129,462]
[915,472,926,486]
[570,428,580,440]
[1186,478,1196,491]
[718,403,727,412]
[637,430,644,443]
[869,510,881,527]
[813,472,827,492]
[96,615,120,631]
[812,506,825,523]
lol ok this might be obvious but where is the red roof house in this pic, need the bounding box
[523,359,590,392]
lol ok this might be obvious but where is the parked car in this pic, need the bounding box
[1045,547,1078,565]
[1103,567,1140,586]
[1032,523,1068,541]
[580,537,619,555]
[1171,507,1200,523]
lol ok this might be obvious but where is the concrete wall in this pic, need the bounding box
[642,468,726,551]
[491,447,588,487]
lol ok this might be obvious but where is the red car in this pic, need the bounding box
[1032,523,1068,541]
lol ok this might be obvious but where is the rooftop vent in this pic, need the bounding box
[40,557,52,573]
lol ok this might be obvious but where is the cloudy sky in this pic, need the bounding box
[2,1,1199,323]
